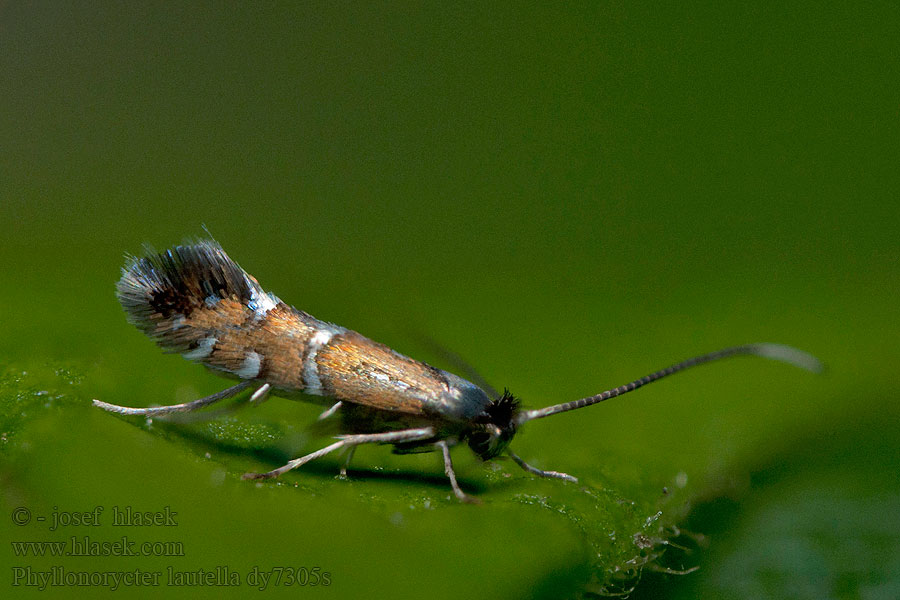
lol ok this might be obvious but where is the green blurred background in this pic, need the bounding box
[1,3,898,598]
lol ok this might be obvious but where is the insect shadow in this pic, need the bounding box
[147,400,496,497]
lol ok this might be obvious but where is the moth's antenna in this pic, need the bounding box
[515,343,822,425]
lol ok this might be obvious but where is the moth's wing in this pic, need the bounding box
[117,241,321,388]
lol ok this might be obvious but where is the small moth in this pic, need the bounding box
[95,241,821,502]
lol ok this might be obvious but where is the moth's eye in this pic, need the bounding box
[467,432,491,456]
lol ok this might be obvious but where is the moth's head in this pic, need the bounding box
[467,390,520,460]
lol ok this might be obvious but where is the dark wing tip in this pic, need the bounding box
[116,240,256,331]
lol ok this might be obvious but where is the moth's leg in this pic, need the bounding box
[154,382,271,423]
[338,446,356,478]
[243,439,347,480]
[243,427,436,481]
[249,383,271,404]
[318,401,343,421]
[92,381,254,416]
[436,440,477,503]
[508,450,578,483]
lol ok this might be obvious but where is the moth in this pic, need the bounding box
[94,241,821,502]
